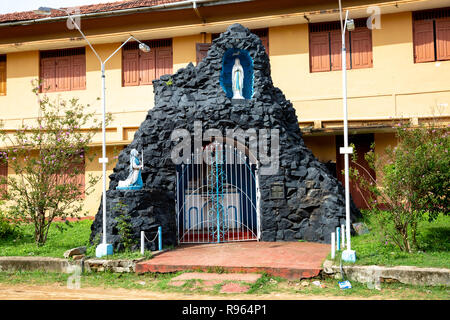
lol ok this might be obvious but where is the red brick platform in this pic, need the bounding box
[136,241,330,280]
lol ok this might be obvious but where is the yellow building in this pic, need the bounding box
[0,0,449,213]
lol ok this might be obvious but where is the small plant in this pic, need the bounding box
[113,201,136,251]
[165,78,173,86]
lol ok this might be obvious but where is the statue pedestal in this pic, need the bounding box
[231,98,248,105]
[96,243,113,258]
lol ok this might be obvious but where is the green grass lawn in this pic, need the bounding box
[0,220,93,258]
[0,219,152,260]
[332,213,450,268]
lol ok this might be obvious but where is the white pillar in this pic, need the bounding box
[331,232,336,259]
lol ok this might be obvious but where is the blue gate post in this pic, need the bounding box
[158,226,162,251]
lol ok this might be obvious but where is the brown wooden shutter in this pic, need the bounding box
[260,34,269,54]
[40,58,56,92]
[71,55,86,90]
[413,20,435,63]
[330,31,351,71]
[0,60,6,95]
[436,18,450,61]
[350,28,373,69]
[155,47,173,79]
[140,50,156,85]
[55,57,71,91]
[123,50,139,86]
[310,32,330,72]
[196,43,211,65]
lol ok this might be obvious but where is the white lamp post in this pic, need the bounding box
[34,7,150,258]
[338,1,356,263]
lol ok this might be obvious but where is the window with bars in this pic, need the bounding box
[309,19,373,72]
[413,8,450,63]
[122,39,173,86]
[0,55,6,95]
[39,47,86,92]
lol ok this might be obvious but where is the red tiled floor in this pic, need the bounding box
[136,241,330,280]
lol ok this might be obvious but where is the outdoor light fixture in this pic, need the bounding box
[338,0,356,263]
[34,6,150,258]
[346,18,355,31]
[139,42,151,53]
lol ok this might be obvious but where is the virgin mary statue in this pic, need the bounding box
[116,149,143,190]
[232,58,244,99]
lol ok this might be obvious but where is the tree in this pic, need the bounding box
[349,120,449,252]
[0,81,112,245]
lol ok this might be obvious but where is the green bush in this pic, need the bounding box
[350,119,449,252]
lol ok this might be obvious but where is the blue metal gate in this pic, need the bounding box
[176,142,259,243]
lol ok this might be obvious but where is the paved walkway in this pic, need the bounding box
[136,241,330,280]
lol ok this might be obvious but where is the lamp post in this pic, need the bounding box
[338,1,356,263]
[34,7,150,257]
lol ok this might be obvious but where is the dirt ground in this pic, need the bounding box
[0,283,383,300]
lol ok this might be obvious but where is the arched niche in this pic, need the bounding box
[220,48,254,100]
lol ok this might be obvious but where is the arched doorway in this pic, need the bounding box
[176,141,260,243]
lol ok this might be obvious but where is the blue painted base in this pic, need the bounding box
[116,185,143,191]
[342,249,356,263]
[96,243,113,258]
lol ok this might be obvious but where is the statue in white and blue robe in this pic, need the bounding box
[116,149,143,190]
[232,58,244,99]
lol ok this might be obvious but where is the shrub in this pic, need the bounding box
[349,119,449,252]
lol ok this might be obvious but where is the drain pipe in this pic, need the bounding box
[192,0,206,23]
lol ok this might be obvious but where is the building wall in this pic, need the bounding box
[1,6,449,214]
[270,11,450,125]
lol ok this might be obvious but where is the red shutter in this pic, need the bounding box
[55,57,71,91]
[350,28,373,69]
[196,43,211,65]
[260,34,269,54]
[0,60,6,95]
[330,31,351,70]
[139,50,156,85]
[436,18,450,61]
[310,32,330,72]
[155,47,173,79]
[71,55,86,90]
[123,50,139,86]
[40,58,56,92]
[413,20,435,63]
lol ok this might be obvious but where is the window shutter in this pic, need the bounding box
[123,50,139,86]
[330,31,351,70]
[155,47,173,79]
[413,20,435,63]
[196,43,211,65]
[40,58,56,92]
[71,55,86,90]
[139,50,156,85]
[436,18,450,61]
[55,57,71,91]
[0,60,6,95]
[260,34,269,54]
[350,28,373,69]
[310,32,330,72]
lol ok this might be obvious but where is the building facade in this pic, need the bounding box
[0,0,449,215]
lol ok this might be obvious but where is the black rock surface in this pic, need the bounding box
[90,23,360,249]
